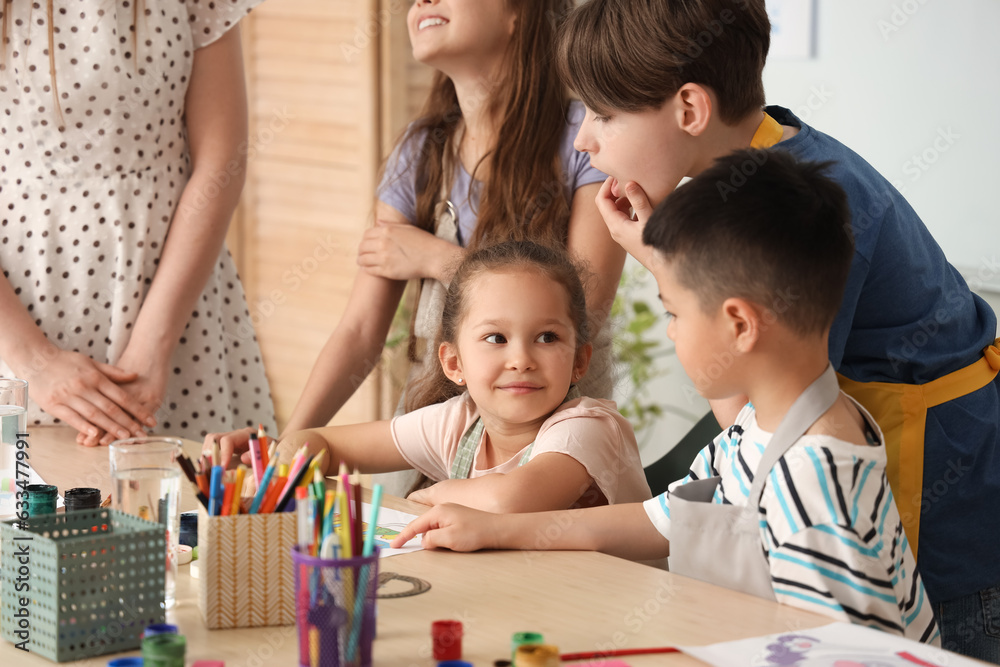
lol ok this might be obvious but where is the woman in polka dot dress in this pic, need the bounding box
[0,1,276,445]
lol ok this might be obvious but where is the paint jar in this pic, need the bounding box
[142,623,179,638]
[24,483,58,517]
[432,619,463,660]
[141,632,186,667]
[64,487,102,512]
[514,644,561,667]
[511,631,544,665]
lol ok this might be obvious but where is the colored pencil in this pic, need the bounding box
[231,465,246,515]
[363,484,383,557]
[352,467,362,555]
[176,455,209,509]
[339,462,353,556]
[220,476,235,516]
[248,446,278,514]
[296,487,311,553]
[257,475,284,515]
[274,446,308,505]
[258,424,270,469]
[249,433,263,485]
[560,647,680,661]
[208,465,224,516]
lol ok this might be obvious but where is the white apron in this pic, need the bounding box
[667,365,840,599]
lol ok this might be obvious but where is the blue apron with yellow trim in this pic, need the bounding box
[751,113,1000,558]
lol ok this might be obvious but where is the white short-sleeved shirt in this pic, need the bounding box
[391,394,651,507]
[643,400,939,644]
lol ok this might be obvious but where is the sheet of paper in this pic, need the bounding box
[340,502,422,558]
[681,621,970,667]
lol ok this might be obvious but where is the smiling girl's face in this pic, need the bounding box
[407,0,517,74]
[440,268,589,433]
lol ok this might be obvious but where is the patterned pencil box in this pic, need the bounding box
[196,507,296,629]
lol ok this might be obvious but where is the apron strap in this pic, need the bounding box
[449,385,582,480]
[450,418,485,480]
[750,112,783,149]
[406,128,461,362]
[746,365,842,504]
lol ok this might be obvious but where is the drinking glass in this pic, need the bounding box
[0,378,28,516]
[109,437,183,609]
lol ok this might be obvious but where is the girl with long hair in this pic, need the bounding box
[212,0,625,490]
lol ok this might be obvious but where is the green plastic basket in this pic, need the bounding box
[1,509,166,662]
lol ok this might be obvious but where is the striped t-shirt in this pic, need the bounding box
[643,399,939,645]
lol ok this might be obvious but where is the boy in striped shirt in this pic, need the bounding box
[393,149,940,644]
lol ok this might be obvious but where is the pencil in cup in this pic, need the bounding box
[292,546,380,667]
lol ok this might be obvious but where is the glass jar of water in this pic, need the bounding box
[0,378,28,517]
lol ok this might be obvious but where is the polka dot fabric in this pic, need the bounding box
[0,0,275,439]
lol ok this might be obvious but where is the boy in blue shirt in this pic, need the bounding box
[393,149,940,644]
[552,0,997,660]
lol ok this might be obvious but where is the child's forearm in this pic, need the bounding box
[411,476,527,512]
[494,503,670,561]
[412,473,588,514]
[276,421,408,475]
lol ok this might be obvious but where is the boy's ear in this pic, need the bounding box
[675,83,713,137]
[438,342,464,386]
[572,342,593,384]
[721,297,761,353]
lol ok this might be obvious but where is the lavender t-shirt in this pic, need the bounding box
[377,101,606,245]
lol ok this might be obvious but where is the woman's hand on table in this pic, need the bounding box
[79,344,171,446]
[20,347,153,446]
[390,502,502,552]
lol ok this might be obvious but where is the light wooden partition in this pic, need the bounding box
[229,0,433,430]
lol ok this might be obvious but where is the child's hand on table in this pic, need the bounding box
[390,503,502,552]
[274,429,333,474]
[202,426,255,468]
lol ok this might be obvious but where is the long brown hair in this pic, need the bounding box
[396,0,575,250]
[0,1,144,124]
[404,240,591,413]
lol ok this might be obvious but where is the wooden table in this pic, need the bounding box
[2,428,839,665]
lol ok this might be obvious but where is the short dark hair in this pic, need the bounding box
[557,0,770,124]
[643,149,854,335]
